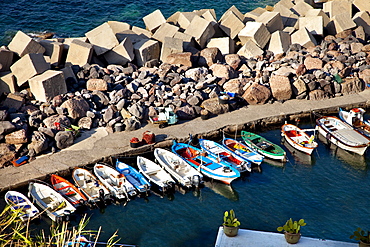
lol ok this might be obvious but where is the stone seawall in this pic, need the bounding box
[0,0,370,169]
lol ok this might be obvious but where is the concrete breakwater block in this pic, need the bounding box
[0,73,16,94]
[268,30,291,55]
[7,30,45,57]
[184,15,215,49]
[299,16,324,36]
[291,28,317,49]
[39,40,64,68]
[85,22,119,56]
[161,37,183,62]
[152,23,179,43]
[219,11,245,40]
[104,38,135,66]
[28,70,67,102]
[352,11,370,37]
[133,39,160,67]
[0,48,14,72]
[207,37,235,55]
[10,53,50,86]
[65,39,93,67]
[143,9,166,32]
[237,40,264,58]
[238,22,271,49]
[177,12,198,30]
[331,13,356,34]
[323,0,352,18]
[219,5,246,24]
[256,12,284,33]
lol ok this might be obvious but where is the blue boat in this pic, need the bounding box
[171,141,240,184]
[199,139,251,172]
[221,137,264,165]
[115,160,151,194]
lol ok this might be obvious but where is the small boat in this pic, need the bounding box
[339,108,370,138]
[154,148,203,188]
[137,156,176,192]
[50,174,88,208]
[281,124,318,155]
[222,137,264,166]
[72,168,111,204]
[199,139,251,172]
[171,140,240,185]
[4,191,39,221]
[116,160,151,194]
[94,163,137,200]
[28,181,76,222]
[316,116,370,155]
[241,131,286,161]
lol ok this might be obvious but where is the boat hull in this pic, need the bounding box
[316,116,369,156]
[222,138,264,166]
[281,124,318,155]
[5,191,39,221]
[51,174,87,207]
[116,160,150,194]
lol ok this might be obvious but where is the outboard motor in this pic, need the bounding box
[192,175,201,188]
[223,166,232,173]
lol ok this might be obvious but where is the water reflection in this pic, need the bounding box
[203,181,239,201]
[282,138,314,166]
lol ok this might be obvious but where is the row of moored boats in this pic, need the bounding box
[5,108,370,223]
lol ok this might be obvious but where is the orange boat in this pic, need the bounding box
[50,174,88,208]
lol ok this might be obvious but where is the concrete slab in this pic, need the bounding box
[214,227,357,247]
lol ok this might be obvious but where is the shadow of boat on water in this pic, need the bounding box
[282,138,315,166]
[203,180,239,201]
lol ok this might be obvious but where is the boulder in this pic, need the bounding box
[210,63,236,80]
[185,67,209,81]
[0,121,16,135]
[78,117,93,129]
[201,97,229,115]
[87,78,108,91]
[292,78,308,98]
[28,131,49,155]
[28,70,67,102]
[124,116,141,131]
[304,56,323,70]
[224,54,241,71]
[5,129,28,144]
[241,82,271,105]
[341,77,363,94]
[10,53,50,86]
[198,47,223,67]
[43,114,71,130]
[269,74,292,101]
[223,78,244,95]
[166,52,193,67]
[0,93,25,111]
[55,131,74,149]
[0,143,16,168]
[309,89,326,100]
[60,96,90,120]
[128,103,145,120]
[7,30,45,57]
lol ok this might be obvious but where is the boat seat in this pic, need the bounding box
[146,170,160,176]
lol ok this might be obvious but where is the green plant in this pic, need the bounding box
[277,218,306,234]
[223,209,240,227]
[350,227,370,243]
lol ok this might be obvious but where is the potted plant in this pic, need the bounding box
[222,209,240,237]
[277,218,306,244]
[350,228,370,247]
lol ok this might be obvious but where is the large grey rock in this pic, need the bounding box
[198,47,223,67]
[241,82,271,105]
[28,131,49,155]
[0,121,16,135]
[5,129,28,144]
[201,97,229,115]
[55,131,74,149]
[176,104,197,119]
[0,143,16,168]
[124,116,141,131]
[60,96,90,120]
[43,115,71,129]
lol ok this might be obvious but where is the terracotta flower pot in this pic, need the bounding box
[223,226,239,237]
[284,232,301,244]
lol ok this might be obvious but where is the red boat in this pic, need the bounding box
[50,174,88,207]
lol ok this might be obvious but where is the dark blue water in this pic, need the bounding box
[0,0,279,46]
[1,121,370,246]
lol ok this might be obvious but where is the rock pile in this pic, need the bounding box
[0,0,370,168]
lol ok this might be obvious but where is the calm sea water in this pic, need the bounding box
[0,0,279,46]
[1,120,370,247]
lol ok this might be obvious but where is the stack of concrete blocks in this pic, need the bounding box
[291,27,317,48]
[85,22,119,56]
[28,70,67,102]
[256,12,284,33]
[10,53,50,87]
[184,15,215,49]
[133,39,160,67]
[143,9,166,33]
[268,30,291,55]
[353,11,370,39]
[65,39,93,66]
[0,48,14,72]
[152,23,179,43]
[219,6,246,40]
[207,37,235,55]
[238,22,271,49]
[7,31,45,57]
[0,73,16,94]
[39,40,64,68]
[323,0,354,35]
[161,37,183,62]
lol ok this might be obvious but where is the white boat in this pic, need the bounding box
[154,148,203,188]
[116,160,151,194]
[281,124,318,155]
[339,107,370,138]
[28,181,76,222]
[72,168,111,204]
[137,156,176,192]
[94,163,137,200]
[316,116,370,155]
[222,137,264,166]
[4,191,39,222]
[199,139,251,172]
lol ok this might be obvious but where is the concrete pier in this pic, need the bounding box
[1,90,370,191]
[214,227,357,247]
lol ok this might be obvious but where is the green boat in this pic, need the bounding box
[241,131,286,161]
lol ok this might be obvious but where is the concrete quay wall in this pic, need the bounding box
[1,90,370,192]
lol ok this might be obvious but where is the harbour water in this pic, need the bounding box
[0,0,279,46]
[1,120,370,247]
